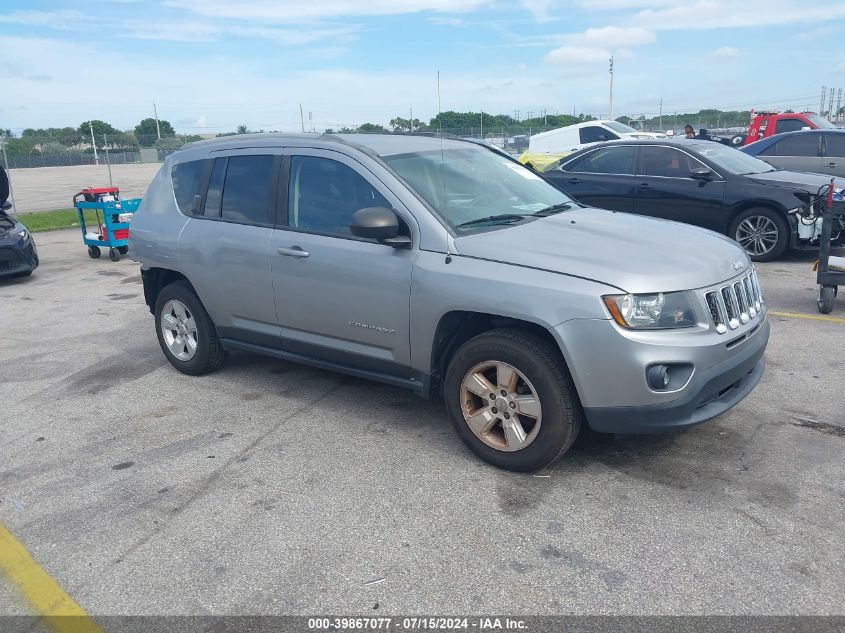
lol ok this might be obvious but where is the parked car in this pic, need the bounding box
[740,129,845,178]
[0,165,39,279]
[528,120,666,155]
[545,139,844,261]
[130,134,768,471]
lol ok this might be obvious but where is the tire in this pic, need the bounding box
[729,208,789,262]
[109,247,120,262]
[730,134,746,146]
[118,246,128,255]
[818,286,836,314]
[444,328,582,472]
[88,245,101,259]
[154,281,227,375]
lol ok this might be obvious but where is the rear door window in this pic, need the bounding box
[220,155,275,225]
[566,146,636,175]
[760,134,819,157]
[171,160,205,215]
[638,146,705,178]
[203,158,226,218]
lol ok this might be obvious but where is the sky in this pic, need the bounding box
[1,0,845,135]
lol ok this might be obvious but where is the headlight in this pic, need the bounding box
[17,229,29,241]
[602,292,698,330]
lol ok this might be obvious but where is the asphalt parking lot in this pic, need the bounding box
[0,229,843,618]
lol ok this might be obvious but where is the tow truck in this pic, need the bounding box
[735,110,837,146]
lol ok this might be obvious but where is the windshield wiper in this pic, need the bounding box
[532,202,575,216]
[456,214,531,229]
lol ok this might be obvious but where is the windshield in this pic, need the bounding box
[383,147,576,231]
[605,121,638,134]
[805,114,836,129]
[697,144,777,175]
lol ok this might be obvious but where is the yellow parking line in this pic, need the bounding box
[769,310,845,324]
[0,523,103,633]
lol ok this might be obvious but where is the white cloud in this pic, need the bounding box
[163,0,490,21]
[708,46,742,60]
[572,26,655,47]
[630,0,845,30]
[545,46,611,64]
[428,16,465,25]
[0,10,85,28]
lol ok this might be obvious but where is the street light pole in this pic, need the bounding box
[608,56,615,120]
[88,121,99,165]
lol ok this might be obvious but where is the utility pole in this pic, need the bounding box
[608,56,615,120]
[299,103,305,133]
[836,89,842,123]
[88,120,99,165]
[829,88,836,118]
[153,102,161,140]
[410,107,413,133]
[480,110,483,138]
[659,98,663,131]
[308,111,313,133]
[820,86,827,115]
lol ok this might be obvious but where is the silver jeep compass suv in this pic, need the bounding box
[130,134,768,471]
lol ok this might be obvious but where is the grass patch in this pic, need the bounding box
[16,208,84,233]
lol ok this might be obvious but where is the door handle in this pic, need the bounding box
[277,246,309,258]
[639,182,651,189]
[826,162,838,168]
[568,177,580,184]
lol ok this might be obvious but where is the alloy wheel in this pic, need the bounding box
[460,361,542,452]
[160,299,198,361]
[735,215,779,257]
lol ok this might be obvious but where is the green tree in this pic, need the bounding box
[78,120,120,139]
[389,116,426,132]
[236,124,249,134]
[134,118,175,144]
[357,123,389,133]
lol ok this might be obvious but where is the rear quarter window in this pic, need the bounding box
[171,160,206,215]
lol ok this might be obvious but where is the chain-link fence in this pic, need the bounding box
[0,133,196,170]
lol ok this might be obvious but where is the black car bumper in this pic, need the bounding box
[0,241,39,278]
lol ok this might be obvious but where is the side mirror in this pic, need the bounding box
[350,207,410,247]
[690,166,713,180]
[2,200,11,211]
[0,166,8,209]
[190,194,202,215]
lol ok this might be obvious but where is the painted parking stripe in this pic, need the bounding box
[769,310,845,324]
[0,523,103,633]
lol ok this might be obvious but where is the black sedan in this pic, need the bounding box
[544,139,842,261]
[0,165,39,279]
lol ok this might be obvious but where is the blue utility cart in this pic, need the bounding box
[73,187,141,262]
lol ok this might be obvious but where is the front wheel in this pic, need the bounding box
[88,245,101,259]
[155,281,227,375]
[109,247,121,262]
[118,246,129,255]
[729,208,789,262]
[444,328,582,472]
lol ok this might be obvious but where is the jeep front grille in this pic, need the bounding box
[704,270,763,335]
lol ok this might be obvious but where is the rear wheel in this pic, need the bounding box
[729,208,789,262]
[118,246,128,255]
[88,245,101,259]
[444,328,581,472]
[109,247,121,262]
[155,281,227,375]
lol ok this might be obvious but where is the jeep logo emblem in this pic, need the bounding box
[731,259,744,271]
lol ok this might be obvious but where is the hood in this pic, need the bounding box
[747,169,836,192]
[454,208,749,294]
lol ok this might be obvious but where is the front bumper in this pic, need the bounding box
[554,313,769,435]
[0,241,39,278]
